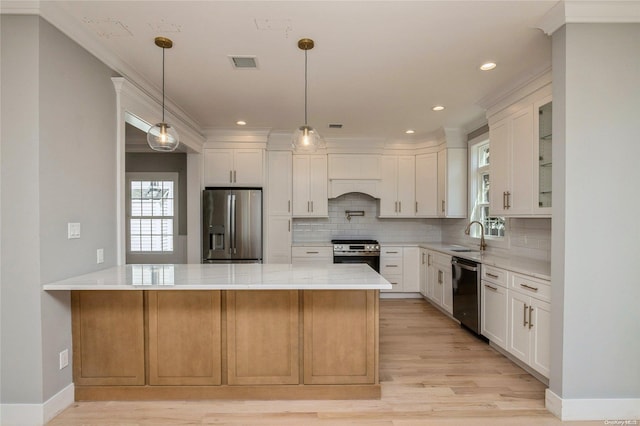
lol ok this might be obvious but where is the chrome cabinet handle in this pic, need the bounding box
[399,201,402,212]
[394,201,398,212]
[523,303,528,327]
[233,170,237,183]
[230,170,233,183]
[505,191,511,209]
[486,272,499,279]
[484,284,498,291]
[415,201,418,213]
[441,200,445,213]
[385,264,398,268]
[422,252,425,264]
[311,201,314,212]
[288,220,291,232]
[306,251,319,254]
[528,306,534,329]
[307,201,310,212]
[438,270,443,284]
[503,192,508,210]
[427,254,432,266]
[386,251,399,254]
[520,283,539,292]
[288,200,291,213]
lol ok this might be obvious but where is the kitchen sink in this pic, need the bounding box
[449,248,479,253]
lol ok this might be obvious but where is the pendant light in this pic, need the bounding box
[292,38,323,152]
[147,36,179,152]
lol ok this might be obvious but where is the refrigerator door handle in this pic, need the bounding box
[231,194,237,254]
[227,194,233,254]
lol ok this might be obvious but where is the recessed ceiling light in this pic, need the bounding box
[405,129,415,134]
[236,120,246,126]
[432,105,445,111]
[480,62,497,71]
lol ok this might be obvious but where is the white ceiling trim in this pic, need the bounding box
[537,0,640,35]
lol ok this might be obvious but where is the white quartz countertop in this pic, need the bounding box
[42,263,393,291]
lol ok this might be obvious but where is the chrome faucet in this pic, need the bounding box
[465,221,487,252]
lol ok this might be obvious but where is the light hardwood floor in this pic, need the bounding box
[49,299,598,425]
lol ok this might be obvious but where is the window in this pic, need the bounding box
[126,173,178,253]
[470,139,505,239]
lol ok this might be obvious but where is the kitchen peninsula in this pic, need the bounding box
[43,264,390,401]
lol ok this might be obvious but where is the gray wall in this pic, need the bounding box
[1,15,118,404]
[551,24,640,399]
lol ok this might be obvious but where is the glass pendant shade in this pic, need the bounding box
[147,122,179,152]
[292,125,322,153]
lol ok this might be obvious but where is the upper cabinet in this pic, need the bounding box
[379,156,415,217]
[292,154,328,217]
[437,147,467,218]
[486,74,551,217]
[328,154,381,198]
[204,148,263,187]
[415,153,438,217]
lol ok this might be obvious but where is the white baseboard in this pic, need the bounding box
[1,383,74,426]
[546,389,640,421]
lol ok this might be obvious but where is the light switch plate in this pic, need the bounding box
[59,349,69,370]
[67,223,81,239]
[97,248,104,264]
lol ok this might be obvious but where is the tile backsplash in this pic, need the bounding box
[292,193,441,243]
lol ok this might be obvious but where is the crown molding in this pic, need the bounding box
[537,0,640,35]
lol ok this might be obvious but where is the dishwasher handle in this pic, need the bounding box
[451,258,478,272]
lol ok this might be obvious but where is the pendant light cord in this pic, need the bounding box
[304,48,308,126]
[162,46,166,123]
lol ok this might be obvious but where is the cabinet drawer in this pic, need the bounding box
[482,265,509,288]
[431,252,451,267]
[381,274,403,292]
[291,246,332,258]
[381,261,403,276]
[380,247,403,258]
[510,273,550,302]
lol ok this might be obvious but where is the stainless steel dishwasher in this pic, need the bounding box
[452,257,481,334]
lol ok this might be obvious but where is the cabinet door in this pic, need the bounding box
[379,156,398,216]
[267,151,292,216]
[415,153,438,217]
[292,155,311,216]
[481,281,508,349]
[508,291,530,364]
[148,291,222,385]
[533,97,553,215]
[227,290,299,385]
[437,149,447,217]
[442,268,453,315]
[433,266,444,307]
[489,118,510,216]
[266,216,291,263]
[308,155,328,216]
[529,298,551,377]
[426,252,437,301]
[396,156,416,217]
[303,290,376,384]
[204,149,234,186]
[72,291,145,386]
[419,249,428,296]
[234,149,264,186]
[509,107,534,214]
[402,247,420,292]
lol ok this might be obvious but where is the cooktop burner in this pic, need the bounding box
[331,239,379,245]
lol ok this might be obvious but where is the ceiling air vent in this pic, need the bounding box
[328,124,343,129]
[229,56,258,69]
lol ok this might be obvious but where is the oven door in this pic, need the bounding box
[333,255,380,273]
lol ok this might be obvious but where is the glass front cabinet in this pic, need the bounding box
[534,96,552,215]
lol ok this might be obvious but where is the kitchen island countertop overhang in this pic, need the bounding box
[43,263,393,291]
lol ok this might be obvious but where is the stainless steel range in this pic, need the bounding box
[332,239,380,272]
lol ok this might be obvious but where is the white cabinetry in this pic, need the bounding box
[425,250,453,314]
[415,153,438,217]
[204,148,263,187]
[487,79,552,217]
[291,246,333,265]
[419,248,429,296]
[507,273,551,378]
[437,148,467,218]
[292,155,328,217]
[379,156,415,217]
[328,154,381,198]
[480,265,509,350]
[265,151,292,264]
[379,246,420,294]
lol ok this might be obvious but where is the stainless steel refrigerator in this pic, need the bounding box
[202,188,262,263]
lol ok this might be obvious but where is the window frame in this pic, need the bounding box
[468,132,509,248]
[125,172,179,255]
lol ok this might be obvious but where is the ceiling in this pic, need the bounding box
[47,1,555,143]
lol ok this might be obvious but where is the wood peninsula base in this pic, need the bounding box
[71,289,380,401]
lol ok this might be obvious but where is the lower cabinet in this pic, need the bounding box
[419,248,429,296]
[227,290,299,385]
[380,246,420,293]
[508,288,551,378]
[291,246,333,265]
[303,290,377,384]
[480,266,509,350]
[71,291,145,386]
[147,291,222,385]
[425,250,453,314]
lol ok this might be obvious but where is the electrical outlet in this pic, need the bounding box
[59,349,69,370]
[67,223,81,239]
[97,248,104,264]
